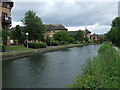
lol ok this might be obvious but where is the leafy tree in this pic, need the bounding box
[84,36,89,42]
[21,10,46,41]
[45,36,51,46]
[10,25,26,44]
[106,17,120,46]
[74,30,84,42]
[0,30,9,45]
[53,31,70,42]
[111,17,120,27]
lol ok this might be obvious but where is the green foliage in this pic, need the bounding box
[69,37,75,43]
[111,17,120,27]
[0,30,9,45]
[45,36,51,46]
[74,30,84,42]
[72,42,78,44]
[63,42,70,45]
[1,45,6,52]
[53,31,70,42]
[51,41,59,46]
[22,10,46,41]
[65,42,119,88]
[84,36,89,42]
[24,42,46,49]
[106,17,120,46]
[10,25,26,44]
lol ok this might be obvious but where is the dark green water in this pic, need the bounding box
[2,45,100,88]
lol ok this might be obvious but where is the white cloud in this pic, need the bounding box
[11,21,24,28]
[66,23,111,34]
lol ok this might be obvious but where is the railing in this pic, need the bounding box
[2,16,11,24]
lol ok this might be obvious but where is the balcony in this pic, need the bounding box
[2,16,11,24]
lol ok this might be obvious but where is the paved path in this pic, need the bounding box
[113,46,120,55]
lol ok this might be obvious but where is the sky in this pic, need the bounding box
[11,0,119,34]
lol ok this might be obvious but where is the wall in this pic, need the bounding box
[45,30,67,37]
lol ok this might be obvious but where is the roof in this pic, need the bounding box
[44,24,68,31]
[83,29,91,34]
[68,31,78,34]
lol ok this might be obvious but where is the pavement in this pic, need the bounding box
[113,46,120,55]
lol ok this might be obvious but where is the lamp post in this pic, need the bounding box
[26,33,29,48]
[50,35,52,46]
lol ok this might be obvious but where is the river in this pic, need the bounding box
[2,45,100,88]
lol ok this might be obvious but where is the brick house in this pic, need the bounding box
[0,0,14,45]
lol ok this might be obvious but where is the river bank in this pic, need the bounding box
[2,43,96,61]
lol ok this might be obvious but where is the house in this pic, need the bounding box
[90,33,99,41]
[68,28,91,41]
[83,28,91,41]
[0,0,14,45]
[44,24,68,37]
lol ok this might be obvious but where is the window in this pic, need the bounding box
[2,3,7,8]
[2,13,7,17]
[53,30,55,33]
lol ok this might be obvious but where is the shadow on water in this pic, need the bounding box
[2,45,100,88]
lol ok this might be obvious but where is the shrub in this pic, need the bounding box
[2,45,6,52]
[64,42,70,45]
[51,41,59,46]
[72,42,78,44]
[65,42,119,88]
[39,43,46,48]
[45,36,51,46]
[24,42,46,49]
[69,37,75,43]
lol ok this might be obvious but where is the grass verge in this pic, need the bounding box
[65,42,119,88]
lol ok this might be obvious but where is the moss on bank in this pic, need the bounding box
[65,42,119,88]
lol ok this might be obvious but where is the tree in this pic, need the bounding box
[74,30,84,42]
[10,25,26,44]
[111,17,120,27]
[45,36,51,46]
[0,29,9,45]
[53,31,70,42]
[21,10,46,41]
[106,17,120,46]
[84,36,89,42]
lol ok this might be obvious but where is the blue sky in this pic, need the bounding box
[11,0,119,34]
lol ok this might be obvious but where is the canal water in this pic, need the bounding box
[2,45,100,88]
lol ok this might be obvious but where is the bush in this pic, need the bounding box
[45,36,51,46]
[51,41,59,46]
[1,45,6,52]
[65,42,119,88]
[24,42,46,49]
[39,43,46,48]
[69,37,75,43]
[64,42,70,45]
[72,42,78,44]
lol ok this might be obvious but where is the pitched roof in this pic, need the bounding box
[83,29,91,34]
[44,24,68,31]
[68,31,78,34]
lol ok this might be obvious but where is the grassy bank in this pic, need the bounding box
[65,42,119,88]
[2,43,96,60]
[6,45,32,51]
